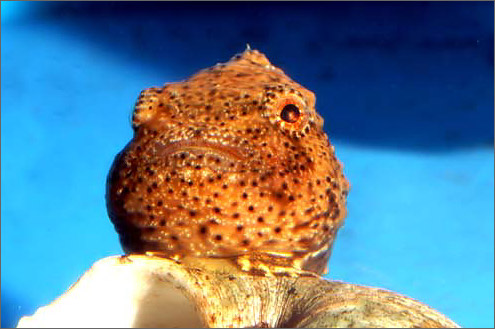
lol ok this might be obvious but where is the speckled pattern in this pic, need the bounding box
[106,49,349,274]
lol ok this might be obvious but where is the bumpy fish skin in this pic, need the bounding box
[106,49,349,275]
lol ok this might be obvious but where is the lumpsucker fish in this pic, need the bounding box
[75,48,461,328]
[17,49,459,328]
[106,48,349,275]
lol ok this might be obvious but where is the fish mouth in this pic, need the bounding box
[154,139,247,163]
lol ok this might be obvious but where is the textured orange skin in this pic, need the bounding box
[106,49,349,275]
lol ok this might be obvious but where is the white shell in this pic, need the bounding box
[17,255,459,328]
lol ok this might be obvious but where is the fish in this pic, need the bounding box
[19,49,460,328]
[106,48,349,275]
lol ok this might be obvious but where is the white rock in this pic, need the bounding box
[17,255,459,328]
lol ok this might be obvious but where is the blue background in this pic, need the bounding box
[1,2,493,327]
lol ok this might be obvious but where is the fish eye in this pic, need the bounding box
[280,104,300,123]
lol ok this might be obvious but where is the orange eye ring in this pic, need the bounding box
[265,93,310,136]
[278,97,305,124]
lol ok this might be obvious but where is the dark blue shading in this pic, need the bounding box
[1,290,30,328]
[9,1,494,151]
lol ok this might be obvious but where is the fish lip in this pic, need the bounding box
[154,138,247,162]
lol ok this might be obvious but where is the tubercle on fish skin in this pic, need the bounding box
[106,48,350,275]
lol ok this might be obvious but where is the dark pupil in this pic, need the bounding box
[281,104,300,123]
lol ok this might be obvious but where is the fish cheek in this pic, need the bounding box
[106,147,149,253]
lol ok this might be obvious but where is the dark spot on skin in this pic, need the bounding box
[305,207,314,214]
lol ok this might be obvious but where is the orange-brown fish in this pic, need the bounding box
[106,49,349,275]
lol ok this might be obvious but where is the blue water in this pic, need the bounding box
[2,2,493,327]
